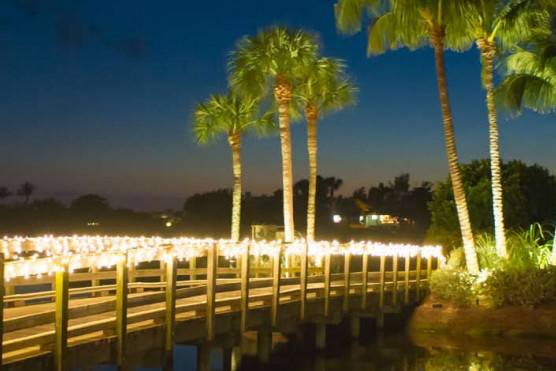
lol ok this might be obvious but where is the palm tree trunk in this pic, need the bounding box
[306,104,318,241]
[228,133,242,242]
[275,76,295,242]
[478,38,507,258]
[431,28,479,274]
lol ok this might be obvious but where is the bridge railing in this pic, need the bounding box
[0,236,444,369]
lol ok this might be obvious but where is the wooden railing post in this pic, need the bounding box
[240,243,250,333]
[361,253,369,310]
[90,266,99,296]
[116,252,129,368]
[404,252,410,305]
[164,253,177,359]
[159,260,166,286]
[379,255,386,309]
[206,244,217,341]
[54,261,69,371]
[300,241,308,321]
[392,254,399,306]
[271,244,282,328]
[426,255,433,283]
[323,253,331,318]
[190,257,197,280]
[415,252,422,301]
[0,253,5,367]
[342,252,351,313]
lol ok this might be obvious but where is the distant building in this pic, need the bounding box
[358,213,404,228]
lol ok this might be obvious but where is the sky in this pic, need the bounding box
[1,0,555,211]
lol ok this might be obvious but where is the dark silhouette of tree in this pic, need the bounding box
[16,182,35,204]
[0,187,11,201]
[323,176,343,198]
[365,174,432,229]
[428,160,556,249]
[71,194,111,213]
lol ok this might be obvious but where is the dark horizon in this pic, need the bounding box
[2,0,555,211]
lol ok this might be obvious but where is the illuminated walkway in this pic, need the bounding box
[0,236,443,370]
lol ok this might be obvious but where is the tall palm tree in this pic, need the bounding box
[297,58,357,240]
[335,0,480,273]
[497,33,556,114]
[229,27,320,242]
[193,93,272,241]
[467,0,551,258]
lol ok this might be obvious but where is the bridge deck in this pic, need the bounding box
[0,238,440,370]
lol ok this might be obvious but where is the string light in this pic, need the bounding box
[1,235,444,281]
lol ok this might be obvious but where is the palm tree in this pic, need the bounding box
[229,27,319,242]
[297,58,357,240]
[335,0,480,273]
[467,0,551,258]
[193,93,272,241]
[17,182,35,204]
[497,33,556,114]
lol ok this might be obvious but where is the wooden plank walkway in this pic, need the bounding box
[0,238,441,370]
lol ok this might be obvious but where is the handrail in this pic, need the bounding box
[0,237,442,370]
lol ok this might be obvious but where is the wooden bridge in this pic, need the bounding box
[0,237,443,370]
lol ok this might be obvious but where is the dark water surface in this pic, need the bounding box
[95,328,556,371]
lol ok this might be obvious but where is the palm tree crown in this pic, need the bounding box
[336,0,475,55]
[497,33,556,114]
[296,58,357,115]
[229,26,320,99]
[193,94,271,145]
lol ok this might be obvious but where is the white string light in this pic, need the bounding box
[1,235,444,281]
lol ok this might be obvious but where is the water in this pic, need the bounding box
[95,329,556,371]
[259,332,556,371]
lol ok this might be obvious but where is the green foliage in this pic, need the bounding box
[507,223,553,268]
[434,224,556,308]
[335,0,476,54]
[427,160,556,249]
[192,93,273,145]
[483,265,556,307]
[430,269,476,307]
[475,233,503,270]
[445,247,466,270]
[296,57,357,115]
[497,33,556,114]
[228,26,319,99]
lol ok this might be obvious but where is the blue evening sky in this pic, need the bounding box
[1,0,554,210]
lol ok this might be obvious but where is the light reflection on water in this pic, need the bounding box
[92,331,556,371]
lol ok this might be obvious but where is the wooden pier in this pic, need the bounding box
[0,237,442,370]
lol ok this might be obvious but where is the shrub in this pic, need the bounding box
[507,224,553,269]
[445,247,465,270]
[482,265,556,307]
[430,269,476,307]
[475,233,502,270]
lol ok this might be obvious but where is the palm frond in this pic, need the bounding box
[295,57,357,116]
[229,26,320,100]
[192,93,271,145]
[335,0,382,34]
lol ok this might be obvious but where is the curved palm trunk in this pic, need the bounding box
[306,105,318,241]
[478,38,507,258]
[228,133,242,242]
[275,76,295,242]
[431,28,479,274]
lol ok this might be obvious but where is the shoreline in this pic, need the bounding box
[409,296,556,339]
